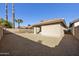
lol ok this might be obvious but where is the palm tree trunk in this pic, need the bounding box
[18,23,20,28]
[5,3,8,21]
[12,3,15,28]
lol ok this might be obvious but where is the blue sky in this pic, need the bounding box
[0,3,79,26]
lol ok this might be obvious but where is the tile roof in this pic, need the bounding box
[32,18,67,28]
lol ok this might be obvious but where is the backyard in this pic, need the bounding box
[0,29,79,56]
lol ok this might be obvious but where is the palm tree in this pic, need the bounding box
[5,3,8,21]
[12,3,15,28]
[16,19,23,28]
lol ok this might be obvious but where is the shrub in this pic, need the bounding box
[0,18,12,28]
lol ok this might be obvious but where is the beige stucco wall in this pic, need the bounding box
[69,21,79,40]
[74,26,79,40]
[74,22,79,27]
[40,24,64,38]
[0,28,3,40]
[71,22,79,36]
[71,22,79,40]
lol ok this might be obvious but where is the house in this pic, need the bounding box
[32,18,67,38]
[69,18,79,39]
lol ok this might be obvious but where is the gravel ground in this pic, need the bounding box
[0,29,79,56]
[7,29,63,47]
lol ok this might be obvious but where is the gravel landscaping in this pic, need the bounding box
[0,29,79,56]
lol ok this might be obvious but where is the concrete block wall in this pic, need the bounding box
[74,26,79,40]
[0,27,3,40]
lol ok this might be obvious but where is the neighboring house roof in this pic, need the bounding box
[69,18,79,27]
[19,26,33,29]
[26,26,33,29]
[32,18,67,28]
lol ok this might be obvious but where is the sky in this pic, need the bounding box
[0,3,79,26]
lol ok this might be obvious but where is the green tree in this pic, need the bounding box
[16,19,23,28]
[0,18,12,28]
[1,20,12,28]
[0,19,3,26]
[28,24,31,26]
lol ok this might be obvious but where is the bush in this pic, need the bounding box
[1,20,12,28]
[0,18,12,28]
